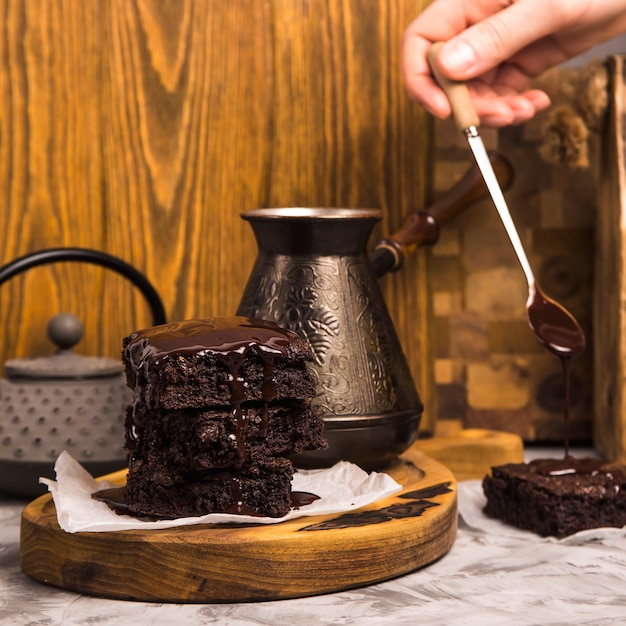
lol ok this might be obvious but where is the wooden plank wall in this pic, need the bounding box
[594,55,626,462]
[0,1,439,429]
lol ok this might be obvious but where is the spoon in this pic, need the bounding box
[427,42,585,360]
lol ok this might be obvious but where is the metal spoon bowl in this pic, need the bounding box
[526,284,585,359]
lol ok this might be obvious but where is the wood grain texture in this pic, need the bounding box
[0,0,436,430]
[416,427,524,481]
[20,446,457,602]
[593,55,626,462]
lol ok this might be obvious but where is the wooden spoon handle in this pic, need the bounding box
[427,42,479,131]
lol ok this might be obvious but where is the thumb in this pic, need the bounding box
[437,1,563,78]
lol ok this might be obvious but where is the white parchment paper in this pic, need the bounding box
[41,451,402,533]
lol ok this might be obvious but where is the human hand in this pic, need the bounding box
[402,0,626,126]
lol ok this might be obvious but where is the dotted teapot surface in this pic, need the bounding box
[0,376,129,463]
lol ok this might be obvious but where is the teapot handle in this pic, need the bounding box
[0,247,167,325]
[370,151,514,277]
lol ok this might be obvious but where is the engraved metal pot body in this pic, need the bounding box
[237,208,423,470]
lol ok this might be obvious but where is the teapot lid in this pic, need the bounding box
[4,313,123,380]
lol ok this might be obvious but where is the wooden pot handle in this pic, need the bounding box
[371,151,514,276]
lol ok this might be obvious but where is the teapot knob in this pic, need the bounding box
[5,312,121,380]
[47,313,84,351]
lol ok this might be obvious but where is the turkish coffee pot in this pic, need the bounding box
[0,248,166,498]
[238,154,513,470]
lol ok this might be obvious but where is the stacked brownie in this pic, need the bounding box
[121,317,326,519]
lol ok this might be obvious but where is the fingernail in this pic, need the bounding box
[441,40,477,72]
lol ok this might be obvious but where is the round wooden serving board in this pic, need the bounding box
[20,446,456,603]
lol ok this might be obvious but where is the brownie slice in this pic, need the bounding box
[125,456,294,518]
[123,318,317,410]
[126,403,327,470]
[483,459,626,538]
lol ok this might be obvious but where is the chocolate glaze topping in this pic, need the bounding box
[125,317,300,365]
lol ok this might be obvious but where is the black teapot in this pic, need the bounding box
[0,248,165,498]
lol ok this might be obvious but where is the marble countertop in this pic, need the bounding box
[2,448,626,625]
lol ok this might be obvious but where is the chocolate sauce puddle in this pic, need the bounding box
[92,486,320,520]
[529,456,614,478]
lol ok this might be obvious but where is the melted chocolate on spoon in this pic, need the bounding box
[526,285,586,361]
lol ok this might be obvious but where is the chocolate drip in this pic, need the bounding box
[225,477,261,515]
[216,328,279,466]
[526,288,585,458]
[258,355,276,437]
[220,351,249,467]
[562,358,572,458]
[92,486,129,513]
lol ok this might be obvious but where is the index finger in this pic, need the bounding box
[401,34,453,117]
[400,1,473,115]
